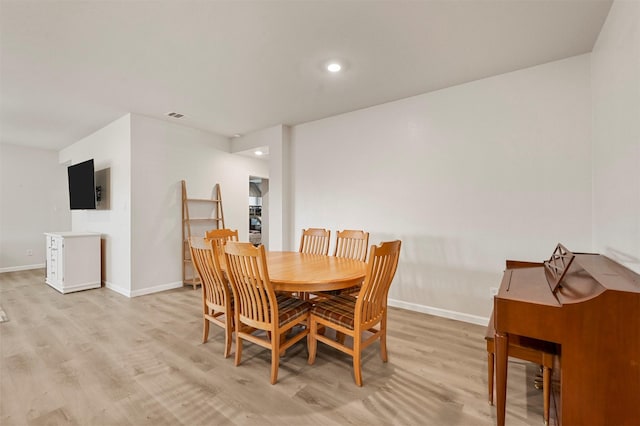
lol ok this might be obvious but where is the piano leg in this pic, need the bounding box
[488,350,494,405]
[495,331,509,426]
[543,365,550,425]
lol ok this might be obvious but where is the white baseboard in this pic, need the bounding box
[45,280,101,294]
[0,263,45,273]
[130,281,183,297]
[388,298,490,326]
[105,280,183,298]
[105,281,130,297]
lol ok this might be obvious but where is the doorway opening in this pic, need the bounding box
[249,176,268,248]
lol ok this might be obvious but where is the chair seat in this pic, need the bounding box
[276,295,311,327]
[339,284,361,295]
[311,294,357,330]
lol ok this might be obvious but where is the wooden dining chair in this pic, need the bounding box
[205,228,239,252]
[299,228,331,255]
[189,236,234,358]
[223,241,311,384]
[308,240,402,386]
[334,229,369,295]
[334,229,369,261]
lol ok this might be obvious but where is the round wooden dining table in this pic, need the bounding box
[263,251,366,293]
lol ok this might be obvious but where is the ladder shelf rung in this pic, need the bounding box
[185,198,220,203]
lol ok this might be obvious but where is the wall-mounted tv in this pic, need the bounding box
[67,159,96,210]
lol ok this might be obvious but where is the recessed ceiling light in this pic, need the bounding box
[254,150,264,156]
[232,134,241,138]
[327,63,342,73]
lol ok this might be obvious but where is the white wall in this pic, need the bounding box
[290,55,592,322]
[591,0,640,274]
[59,114,132,294]
[130,114,269,295]
[0,143,70,271]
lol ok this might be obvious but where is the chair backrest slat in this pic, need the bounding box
[299,228,331,255]
[224,242,276,328]
[356,240,401,327]
[334,230,369,262]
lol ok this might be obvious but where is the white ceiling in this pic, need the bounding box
[0,0,612,151]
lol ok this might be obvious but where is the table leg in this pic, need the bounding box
[495,331,508,426]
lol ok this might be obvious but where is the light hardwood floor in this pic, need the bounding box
[1,269,545,425]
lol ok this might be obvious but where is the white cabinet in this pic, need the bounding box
[45,232,101,294]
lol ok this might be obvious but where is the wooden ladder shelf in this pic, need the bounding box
[182,180,225,288]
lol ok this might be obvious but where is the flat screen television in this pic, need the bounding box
[67,159,96,210]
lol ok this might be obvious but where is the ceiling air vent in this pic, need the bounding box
[166,112,184,119]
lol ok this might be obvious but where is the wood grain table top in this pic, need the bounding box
[262,251,366,292]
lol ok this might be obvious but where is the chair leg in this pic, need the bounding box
[380,315,388,362]
[308,318,317,365]
[235,324,243,367]
[279,333,287,356]
[270,331,280,385]
[543,366,551,425]
[353,332,363,387]
[224,315,232,358]
[202,316,210,344]
[488,351,495,405]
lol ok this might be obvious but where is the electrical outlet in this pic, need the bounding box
[489,287,499,297]
[26,249,33,256]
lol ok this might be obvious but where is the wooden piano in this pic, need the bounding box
[493,244,640,425]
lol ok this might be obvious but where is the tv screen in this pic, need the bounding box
[67,159,96,210]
